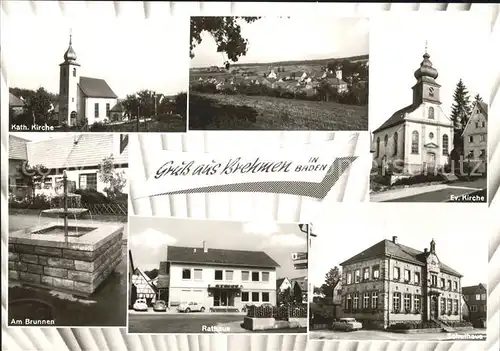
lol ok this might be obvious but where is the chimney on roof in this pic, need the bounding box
[392,236,398,244]
[203,241,208,253]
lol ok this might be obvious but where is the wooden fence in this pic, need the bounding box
[81,202,128,216]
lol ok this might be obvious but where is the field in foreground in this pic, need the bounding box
[188,93,368,130]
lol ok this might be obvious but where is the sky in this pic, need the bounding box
[369,12,490,132]
[309,203,489,288]
[129,218,308,280]
[191,17,369,67]
[2,14,189,97]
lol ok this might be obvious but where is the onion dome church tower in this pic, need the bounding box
[58,30,80,126]
[411,44,441,107]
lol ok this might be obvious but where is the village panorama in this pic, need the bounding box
[188,16,369,131]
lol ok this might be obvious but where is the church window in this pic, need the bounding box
[106,103,110,117]
[393,132,398,156]
[411,131,419,154]
[468,135,474,143]
[428,87,434,97]
[429,132,434,139]
[384,134,388,147]
[73,68,76,77]
[428,107,435,119]
[376,137,380,157]
[442,135,449,155]
[94,103,99,117]
[72,98,74,102]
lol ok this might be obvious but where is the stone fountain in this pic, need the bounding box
[8,171,124,297]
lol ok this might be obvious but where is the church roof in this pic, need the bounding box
[9,93,25,107]
[79,77,117,98]
[373,104,419,134]
[340,238,462,277]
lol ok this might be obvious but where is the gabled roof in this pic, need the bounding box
[340,239,462,277]
[132,267,157,292]
[9,93,25,107]
[462,283,487,295]
[276,277,289,290]
[110,101,125,112]
[167,246,281,268]
[23,134,128,169]
[373,104,419,134]
[290,276,308,291]
[79,76,117,98]
[9,135,29,160]
[461,100,489,136]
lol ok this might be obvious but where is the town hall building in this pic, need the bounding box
[58,33,118,127]
[372,50,454,174]
[340,236,463,330]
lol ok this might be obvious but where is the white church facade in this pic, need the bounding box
[58,34,118,127]
[372,50,454,174]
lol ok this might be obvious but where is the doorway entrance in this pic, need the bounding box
[426,152,436,173]
[213,290,235,307]
[430,296,438,319]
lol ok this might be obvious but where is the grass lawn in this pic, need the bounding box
[189,92,367,130]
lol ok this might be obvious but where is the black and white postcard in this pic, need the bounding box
[188,16,369,131]
[8,133,128,327]
[128,218,309,334]
[308,204,487,341]
[5,17,188,133]
[369,13,488,203]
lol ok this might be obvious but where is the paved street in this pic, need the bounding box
[8,213,128,327]
[128,312,306,334]
[371,178,486,203]
[310,328,487,341]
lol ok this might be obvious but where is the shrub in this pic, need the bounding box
[89,121,107,132]
[9,194,51,209]
[74,189,110,204]
[392,173,444,186]
[389,321,437,330]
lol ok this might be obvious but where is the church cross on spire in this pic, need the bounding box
[69,28,73,45]
[425,40,428,54]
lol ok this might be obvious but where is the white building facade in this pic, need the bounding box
[167,242,279,311]
[372,51,454,174]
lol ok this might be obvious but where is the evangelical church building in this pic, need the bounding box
[372,50,454,174]
[58,34,118,127]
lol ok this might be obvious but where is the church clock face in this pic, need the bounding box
[428,87,435,97]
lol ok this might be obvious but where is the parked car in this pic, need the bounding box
[133,298,148,312]
[153,300,167,312]
[177,301,205,313]
[332,318,363,331]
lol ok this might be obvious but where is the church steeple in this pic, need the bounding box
[63,29,77,63]
[411,41,441,106]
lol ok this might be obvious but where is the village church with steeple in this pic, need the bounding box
[58,32,119,127]
[372,46,454,174]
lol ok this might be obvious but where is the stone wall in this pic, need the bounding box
[8,231,123,297]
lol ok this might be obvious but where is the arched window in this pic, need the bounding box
[411,131,419,154]
[376,137,380,157]
[428,107,435,119]
[384,134,388,147]
[73,68,76,77]
[442,134,449,156]
[393,132,398,156]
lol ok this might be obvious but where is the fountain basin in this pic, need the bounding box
[8,222,123,297]
[41,208,89,218]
